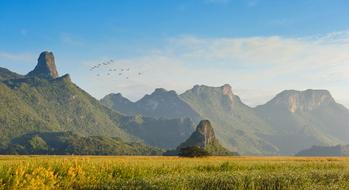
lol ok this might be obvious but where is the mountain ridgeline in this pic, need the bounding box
[0,51,195,154]
[1,51,349,155]
[103,85,349,155]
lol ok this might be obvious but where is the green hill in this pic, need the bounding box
[0,51,193,153]
[1,131,162,155]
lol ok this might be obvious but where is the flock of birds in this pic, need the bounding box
[89,59,142,80]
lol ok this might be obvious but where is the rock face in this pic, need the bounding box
[27,51,59,79]
[177,120,237,155]
[179,120,216,148]
[264,89,335,113]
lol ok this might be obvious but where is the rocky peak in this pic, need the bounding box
[221,84,237,103]
[175,120,235,156]
[269,89,335,112]
[195,120,216,146]
[27,51,59,79]
[179,120,216,148]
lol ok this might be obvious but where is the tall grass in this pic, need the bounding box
[0,156,348,189]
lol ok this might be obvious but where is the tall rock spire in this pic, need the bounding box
[27,51,59,79]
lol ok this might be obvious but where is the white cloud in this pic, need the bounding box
[78,31,349,108]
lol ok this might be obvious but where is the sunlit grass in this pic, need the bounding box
[0,156,349,189]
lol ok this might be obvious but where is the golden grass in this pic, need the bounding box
[0,156,349,189]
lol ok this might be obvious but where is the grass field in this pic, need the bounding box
[0,156,349,189]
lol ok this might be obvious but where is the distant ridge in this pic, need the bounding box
[103,85,349,155]
[256,89,349,154]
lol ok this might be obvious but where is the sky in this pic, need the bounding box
[0,0,349,107]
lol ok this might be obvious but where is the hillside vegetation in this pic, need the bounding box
[0,132,161,155]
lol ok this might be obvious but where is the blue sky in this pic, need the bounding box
[1,0,349,107]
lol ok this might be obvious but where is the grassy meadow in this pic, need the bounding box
[0,156,349,189]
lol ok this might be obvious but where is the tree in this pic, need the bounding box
[178,146,210,157]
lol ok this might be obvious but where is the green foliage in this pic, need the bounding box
[28,135,48,152]
[0,75,133,147]
[0,68,198,153]
[1,132,162,155]
[178,146,210,157]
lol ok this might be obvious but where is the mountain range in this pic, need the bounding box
[102,84,349,155]
[1,51,349,155]
[0,51,193,154]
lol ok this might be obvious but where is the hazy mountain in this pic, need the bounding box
[256,89,349,154]
[1,131,162,155]
[177,120,237,156]
[101,88,201,122]
[180,84,278,155]
[119,116,195,149]
[103,84,278,155]
[296,144,349,157]
[101,88,200,149]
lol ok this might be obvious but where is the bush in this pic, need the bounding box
[178,146,210,157]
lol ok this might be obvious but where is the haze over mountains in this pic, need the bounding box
[1,51,349,155]
[103,83,349,155]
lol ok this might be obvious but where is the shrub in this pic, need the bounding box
[178,146,210,157]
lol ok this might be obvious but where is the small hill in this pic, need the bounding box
[176,120,238,156]
[295,145,349,157]
[0,132,162,155]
